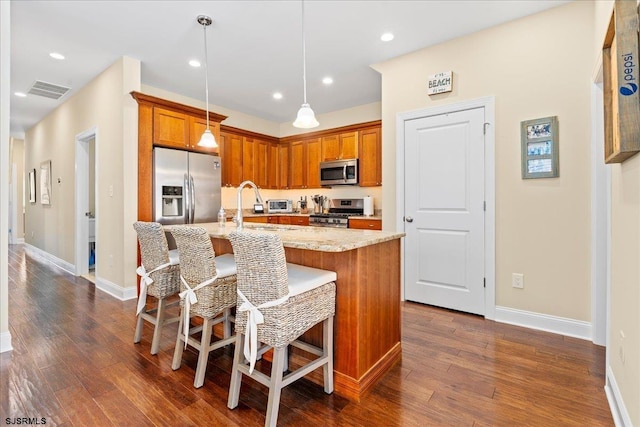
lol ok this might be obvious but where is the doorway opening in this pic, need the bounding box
[74,127,97,281]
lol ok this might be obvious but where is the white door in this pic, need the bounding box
[404,107,485,315]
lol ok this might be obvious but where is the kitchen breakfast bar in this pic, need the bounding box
[195,222,405,401]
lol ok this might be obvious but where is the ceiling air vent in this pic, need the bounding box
[27,80,71,100]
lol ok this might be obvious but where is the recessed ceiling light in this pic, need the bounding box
[380,33,394,42]
[322,77,333,85]
[49,52,65,60]
[189,59,201,67]
[14,92,26,97]
[273,92,283,100]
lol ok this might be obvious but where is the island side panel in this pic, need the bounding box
[358,239,402,388]
[283,246,361,382]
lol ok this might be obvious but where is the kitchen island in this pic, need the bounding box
[194,222,404,401]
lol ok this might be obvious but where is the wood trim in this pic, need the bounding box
[334,343,402,402]
[130,91,227,123]
[280,120,382,144]
[220,124,279,143]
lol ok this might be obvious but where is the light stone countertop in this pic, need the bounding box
[175,222,404,253]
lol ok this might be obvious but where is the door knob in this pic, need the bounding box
[405,216,413,223]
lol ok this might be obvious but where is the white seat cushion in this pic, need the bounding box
[168,249,179,265]
[215,253,237,278]
[286,263,337,297]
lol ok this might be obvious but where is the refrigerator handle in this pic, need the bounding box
[190,174,195,223]
[184,173,190,224]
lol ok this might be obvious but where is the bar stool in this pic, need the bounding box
[227,231,336,427]
[168,225,237,388]
[132,221,181,355]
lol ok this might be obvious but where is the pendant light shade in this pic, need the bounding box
[293,103,319,128]
[293,0,319,129]
[197,15,218,148]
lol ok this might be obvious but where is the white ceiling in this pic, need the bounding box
[9,0,569,137]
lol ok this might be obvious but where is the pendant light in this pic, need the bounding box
[197,15,217,148]
[293,0,319,129]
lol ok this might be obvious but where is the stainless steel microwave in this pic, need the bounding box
[320,159,358,186]
[267,199,293,213]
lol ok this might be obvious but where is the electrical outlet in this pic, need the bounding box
[619,330,626,364]
[109,185,114,197]
[31,231,34,238]
[512,273,524,289]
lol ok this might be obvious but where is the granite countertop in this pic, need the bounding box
[174,222,404,253]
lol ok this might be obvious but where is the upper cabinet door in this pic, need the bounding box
[321,135,340,161]
[153,108,189,149]
[221,132,243,187]
[289,140,306,189]
[306,138,322,188]
[339,131,359,159]
[358,127,382,187]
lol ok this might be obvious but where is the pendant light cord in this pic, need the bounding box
[203,22,210,131]
[301,0,307,105]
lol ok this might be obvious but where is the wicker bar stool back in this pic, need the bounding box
[168,225,237,388]
[227,231,336,427]
[132,221,181,355]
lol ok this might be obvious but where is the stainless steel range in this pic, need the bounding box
[309,198,364,228]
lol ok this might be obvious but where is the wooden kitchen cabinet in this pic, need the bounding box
[243,216,268,224]
[358,126,382,187]
[290,137,321,189]
[349,218,382,230]
[288,216,310,226]
[153,107,221,154]
[253,138,269,188]
[220,131,243,187]
[321,131,358,161]
[276,143,289,189]
[153,107,189,149]
[307,138,322,188]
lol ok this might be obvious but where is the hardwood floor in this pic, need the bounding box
[2,244,612,426]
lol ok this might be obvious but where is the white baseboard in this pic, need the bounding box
[24,243,76,275]
[0,331,13,353]
[95,276,137,301]
[494,306,592,340]
[23,244,136,302]
[605,366,632,426]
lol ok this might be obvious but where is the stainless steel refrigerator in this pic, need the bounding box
[153,147,221,227]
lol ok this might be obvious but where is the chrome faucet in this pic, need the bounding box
[235,180,264,230]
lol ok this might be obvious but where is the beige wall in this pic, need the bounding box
[10,138,24,240]
[24,56,141,290]
[595,0,640,423]
[1,0,11,347]
[375,1,595,321]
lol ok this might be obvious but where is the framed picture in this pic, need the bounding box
[521,116,559,179]
[28,169,36,203]
[40,160,52,205]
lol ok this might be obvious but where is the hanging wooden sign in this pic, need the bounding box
[427,71,453,95]
[602,0,640,163]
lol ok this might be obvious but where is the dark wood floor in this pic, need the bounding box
[2,244,613,426]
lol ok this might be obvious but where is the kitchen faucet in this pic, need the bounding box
[235,180,264,230]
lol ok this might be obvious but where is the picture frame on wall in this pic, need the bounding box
[28,169,36,203]
[521,116,559,179]
[40,160,52,205]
